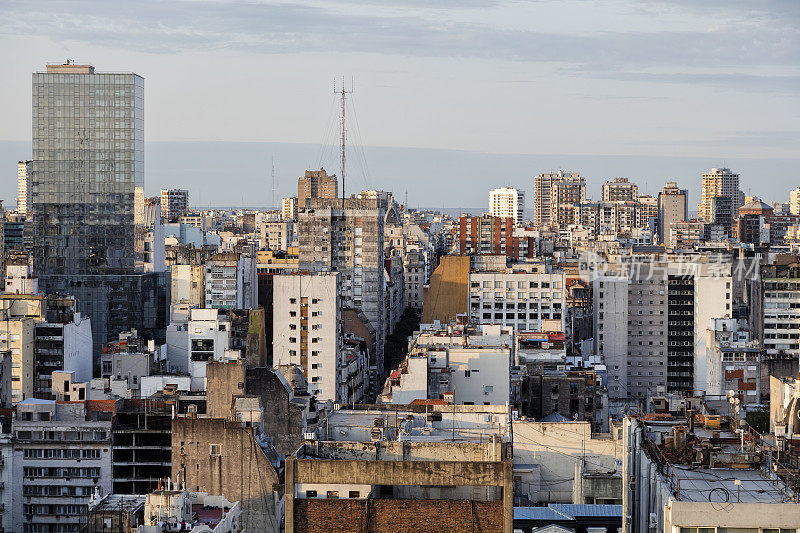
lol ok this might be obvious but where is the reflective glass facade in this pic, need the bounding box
[31,67,144,275]
[29,65,167,354]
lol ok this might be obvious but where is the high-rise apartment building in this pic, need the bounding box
[489,187,525,225]
[12,399,113,532]
[790,187,800,216]
[297,168,338,207]
[458,214,536,259]
[657,182,687,246]
[30,63,168,353]
[272,272,367,403]
[758,260,800,359]
[160,188,188,221]
[17,160,32,216]
[602,177,638,202]
[298,197,385,385]
[534,171,584,227]
[282,196,298,220]
[593,257,731,401]
[698,167,743,222]
[468,264,566,333]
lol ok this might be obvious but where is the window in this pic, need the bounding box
[349,491,360,498]
[306,490,317,498]
[465,370,471,378]
[209,444,221,456]
[326,491,339,499]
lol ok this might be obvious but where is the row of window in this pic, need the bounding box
[24,466,101,478]
[24,448,101,459]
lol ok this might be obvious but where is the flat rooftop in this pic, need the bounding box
[672,467,788,503]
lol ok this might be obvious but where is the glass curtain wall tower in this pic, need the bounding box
[30,63,166,356]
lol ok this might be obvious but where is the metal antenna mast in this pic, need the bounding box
[271,157,276,210]
[335,77,353,206]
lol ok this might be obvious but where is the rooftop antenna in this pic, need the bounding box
[271,157,277,210]
[335,77,353,207]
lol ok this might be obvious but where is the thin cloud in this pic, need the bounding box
[1,0,797,79]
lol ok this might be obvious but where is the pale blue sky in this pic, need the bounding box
[1,0,798,206]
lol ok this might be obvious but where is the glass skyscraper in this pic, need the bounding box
[31,63,167,355]
[31,63,144,274]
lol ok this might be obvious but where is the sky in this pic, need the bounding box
[1,0,798,207]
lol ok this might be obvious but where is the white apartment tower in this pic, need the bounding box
[698,168,743,222]
[489,187,525,225]
[790,187,800,215]
[160,188,189,221]
[273,272,356,403]
[17,160,32,216]
[593,257,732,401]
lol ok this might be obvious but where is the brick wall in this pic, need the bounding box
[294,499,502,533]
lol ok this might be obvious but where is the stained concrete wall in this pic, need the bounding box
[205,361,306,456]
[171,418,280,532]
[513,421,622,504]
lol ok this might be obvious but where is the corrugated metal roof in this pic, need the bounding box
[549,504,623,518]
[513,507,572,521]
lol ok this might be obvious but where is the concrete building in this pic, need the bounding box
[160,188,189,222]
[142,197,166,273]
[4,256,38,295]
[273,272,366,403]
[165,307,243,390]
[422,255,470,325]
[17,160,31,217]
[298,168,338,207]
[282,196,299,221]
[757,259,800,358]
[0,314,35,404]
[140,486,243,533]
[171,417,280,530]
[624,415,800,533]
[550,175,587,228]
[204,252,257,309]
[489,187,525,225]
[259,220,294,251]
[287,404,513,533]
[534,171,584,227]
[458,214,536,259]
[381,323,514,405]
[12,399,114,532]
[593,256,732,401]
[170,263,205,311]
[403,250,425,309]
[736,196,774,244]
[699,167,743,222]
[668,220,705,249]
[791,187,800,216]
[469,263,566,333]
[703,317,761,401]
[513,421,622,505]
[657,182,687,246]
[0,420,14,533]
[0,294,97,400]
[602,177,638,202]
[298,197,386,383]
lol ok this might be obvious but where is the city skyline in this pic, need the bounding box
[0,0,798,207]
